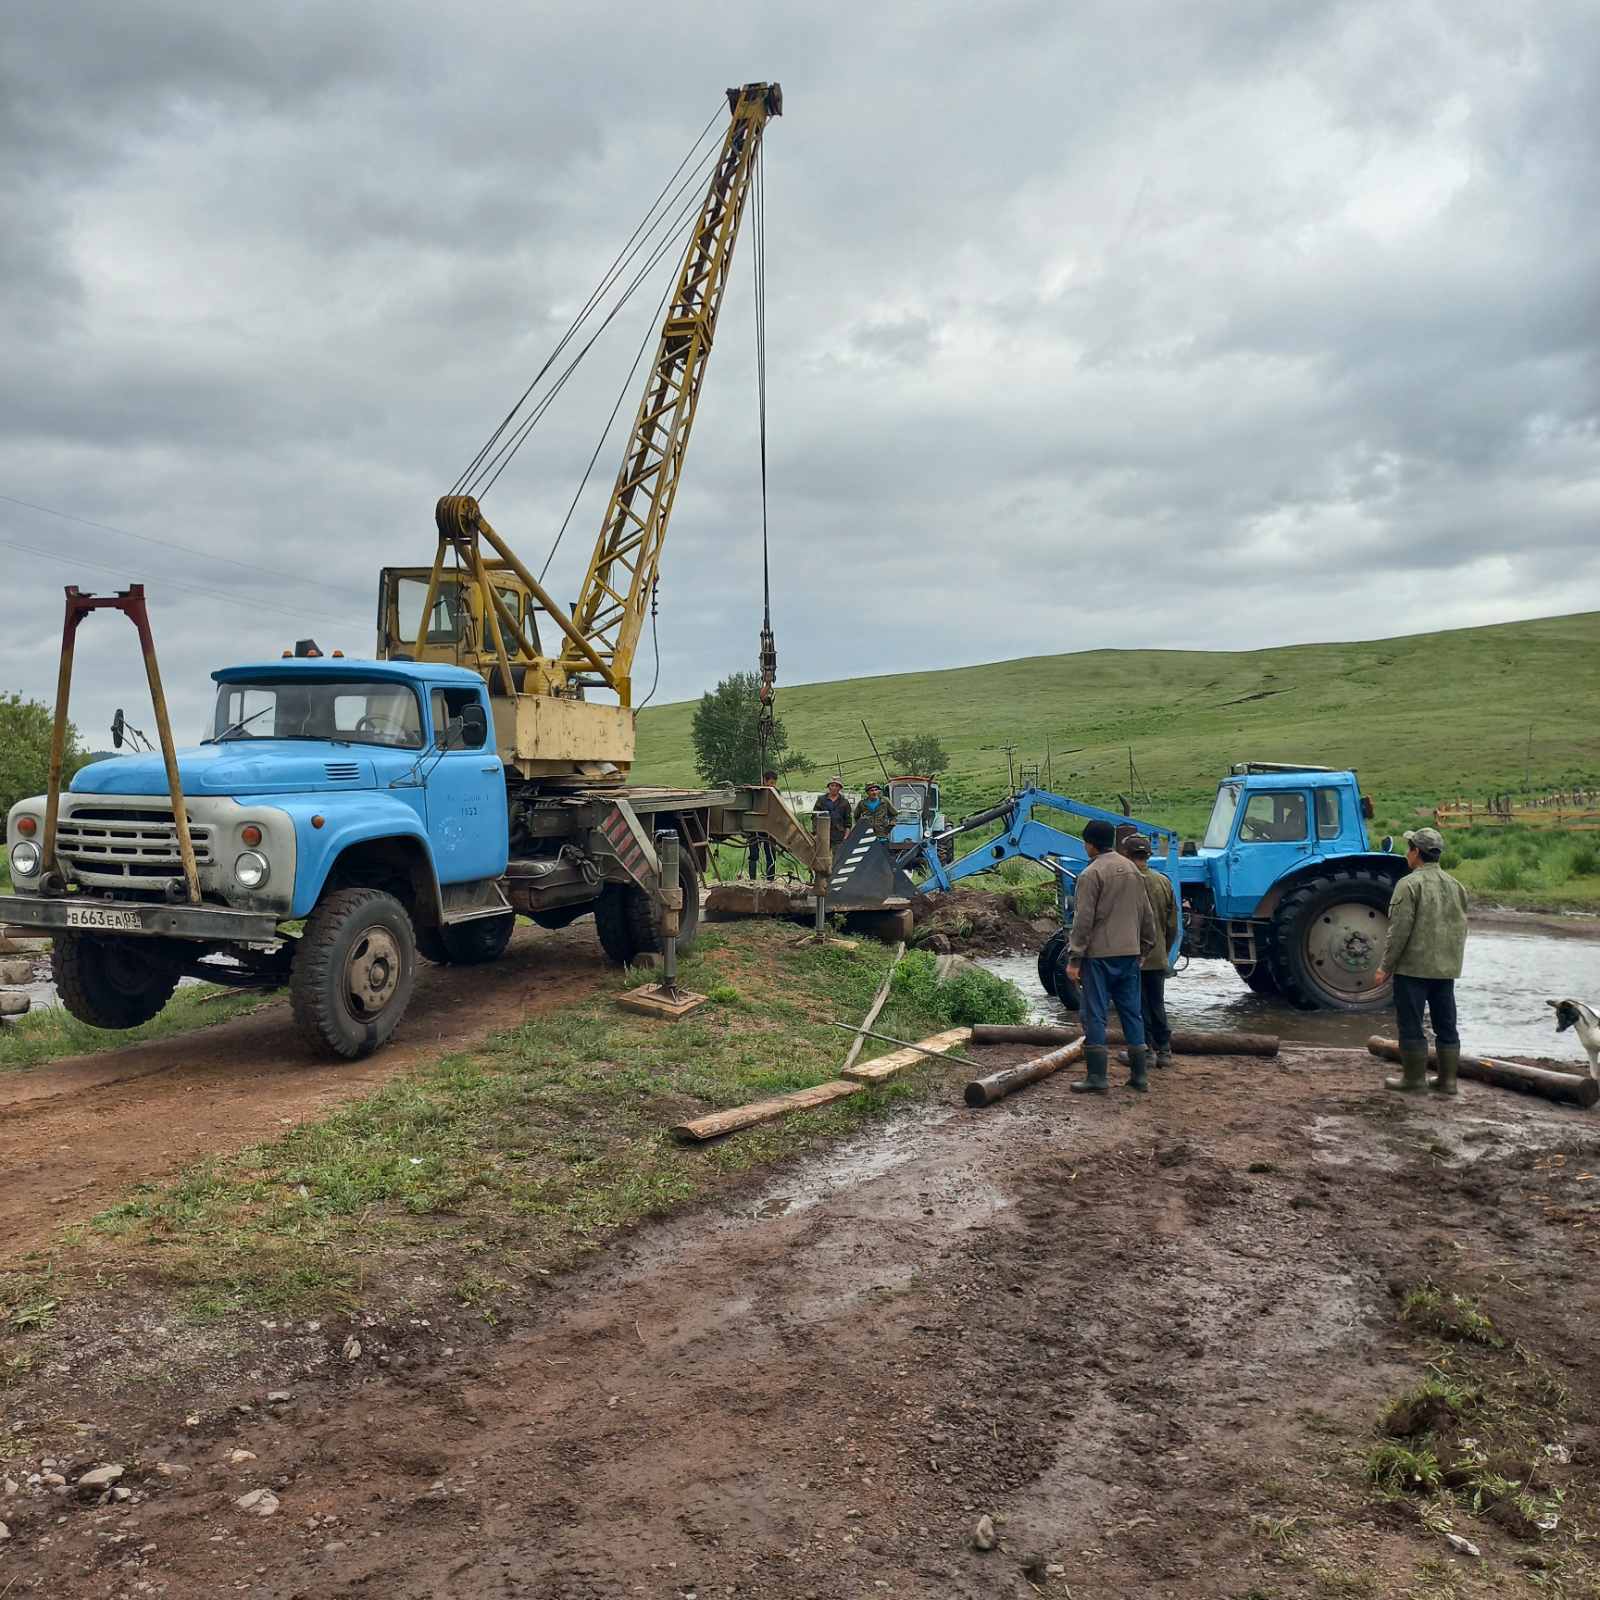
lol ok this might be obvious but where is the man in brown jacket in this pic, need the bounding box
[1065,819,1159,1093]
[1120,833,1178,1069]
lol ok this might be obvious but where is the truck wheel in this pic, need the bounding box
[594,846,701,965]
[1234,961,1281,997]
[1269,869,1393,1013]
[290,887,417,1058]
[414,914,515,966]
[51,933,179,1030]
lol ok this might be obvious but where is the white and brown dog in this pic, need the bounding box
[1548,999,1600,1079]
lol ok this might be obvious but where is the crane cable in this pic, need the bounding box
[753,140,777,777]
[451,107,725,501]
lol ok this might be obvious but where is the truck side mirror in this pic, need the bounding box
[111,708,126,750]
[1360,794,1375,820]
[459,702,489,749]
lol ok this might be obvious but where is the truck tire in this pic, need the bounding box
[415,913,516,966]
[594,847,701,966]
[1234,961,1281,997]
[51,933,179,1030]
[290,887,417,1058]
[1268,869,1393,1013]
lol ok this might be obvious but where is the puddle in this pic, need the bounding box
[981,928,1600,1065]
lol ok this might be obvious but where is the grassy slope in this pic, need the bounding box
[636,611,1600,829]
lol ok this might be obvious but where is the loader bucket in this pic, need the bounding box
[824,820,920,908]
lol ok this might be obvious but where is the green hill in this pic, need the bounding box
[635,611,1600,839]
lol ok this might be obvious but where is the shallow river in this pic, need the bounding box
[980,925,1600,1066]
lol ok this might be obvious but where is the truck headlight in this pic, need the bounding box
[234,850,270,889]
[10,840,40,878]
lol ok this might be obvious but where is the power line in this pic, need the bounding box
[0,534,359,630]
[0,491,371,602]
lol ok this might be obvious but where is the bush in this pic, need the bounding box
[1569,844,1600,878]
[1486,856,1527,892]
[890,950,1027,1028]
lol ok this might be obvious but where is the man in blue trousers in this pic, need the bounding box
[1065,820,1159,1093]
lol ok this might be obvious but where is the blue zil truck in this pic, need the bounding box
[3,655,805,1058]
[904,764,1403,1012]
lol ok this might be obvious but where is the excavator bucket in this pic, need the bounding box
[824,820,919,909]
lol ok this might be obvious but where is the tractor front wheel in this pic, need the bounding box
[1234,960,1281,997]
[1035,928,1081,1012]
[1269,869,1394,1012]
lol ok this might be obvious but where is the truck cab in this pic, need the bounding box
[5,659,513,1057]
[1173,764,1403,1010]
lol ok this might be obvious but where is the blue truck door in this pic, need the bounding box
[1220,787,1314,913]
[424,687,509,885]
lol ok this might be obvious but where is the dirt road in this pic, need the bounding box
[7,1043,1599,1598]
[0,924,605,1259]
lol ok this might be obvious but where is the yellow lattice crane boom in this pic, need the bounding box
[377,83,782,782]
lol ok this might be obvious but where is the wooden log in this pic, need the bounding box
[840,1026,974,1083]
[1366,1036,1598,1109]
[841,941,905,1073]
[965,1039,1085,1107]
[969,1024,1279,1057]
[671,1079,864,1142]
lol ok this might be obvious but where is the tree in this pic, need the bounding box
[0,692,83,817]
[886,732,951,776]
[690,671,806,786]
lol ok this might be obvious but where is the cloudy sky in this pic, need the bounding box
[3,0,1597,749]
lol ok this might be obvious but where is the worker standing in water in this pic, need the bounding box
[1066,820,1159,1093]
[1119,833,1177,1070]
[1374,826,1469,1096]
[855,781,895,837]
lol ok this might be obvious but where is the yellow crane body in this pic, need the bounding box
[376,82,781,783]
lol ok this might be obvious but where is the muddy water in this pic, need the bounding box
[980,925,1600,1065]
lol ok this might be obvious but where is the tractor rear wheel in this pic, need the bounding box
[1269,869,1394,1013]
[594,846,701,966]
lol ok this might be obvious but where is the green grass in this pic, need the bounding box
[637,611,1600,903]
[0,982,273,1072]
[23,922,1021,1323]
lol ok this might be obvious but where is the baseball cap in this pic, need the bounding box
[1121,833,1152,858]
[826,777,843,789]
[1404,827,1445,856]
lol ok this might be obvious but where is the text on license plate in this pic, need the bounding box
[65,905,143,931]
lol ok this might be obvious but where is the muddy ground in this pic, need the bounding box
[0,923,605,1261]
[7,1018,1600,1598]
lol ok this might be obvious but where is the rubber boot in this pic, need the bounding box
[1125,1047,1150,1093]
[1070,1045,1110,1094]
[1430,1044,1460,1097]
[1385,1042,1430,1094]
[1154,1049,1174,1070]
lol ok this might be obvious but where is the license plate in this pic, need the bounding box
[64,904,143,932]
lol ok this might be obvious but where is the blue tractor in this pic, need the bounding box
[903,763,1402,1013]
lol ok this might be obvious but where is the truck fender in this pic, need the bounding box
[1251,852,1405,920]
[292,815,440,924]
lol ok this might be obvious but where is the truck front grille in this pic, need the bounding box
[56,805,216,884]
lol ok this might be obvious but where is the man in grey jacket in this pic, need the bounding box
[1066,820,1160,1093]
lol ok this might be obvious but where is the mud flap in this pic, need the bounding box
[825,822,919,909]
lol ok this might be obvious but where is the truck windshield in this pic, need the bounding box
[212,679,424,749]
[1203,783,1241,849]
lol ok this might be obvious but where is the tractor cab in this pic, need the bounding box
[886,775,945,848]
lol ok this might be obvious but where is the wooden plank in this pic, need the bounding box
[671,1079,863,1142]
[841,941,905,1073]
[843,1026,973,1084]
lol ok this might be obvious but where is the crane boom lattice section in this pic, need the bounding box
[561,82,782,704]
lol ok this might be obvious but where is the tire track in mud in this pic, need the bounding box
[0,924,609,1262]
